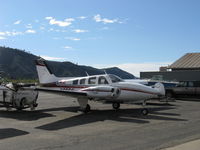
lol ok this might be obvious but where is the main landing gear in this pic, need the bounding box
[83,104,91,113]
[141,100,149,116]
[112,102,120,110]
[141,108,149,116]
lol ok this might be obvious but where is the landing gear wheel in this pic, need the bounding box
[84,104,91,113]
[141,108,149,116]
[112,102,120,110]
[17,98,26,111]
[166,91,173,99]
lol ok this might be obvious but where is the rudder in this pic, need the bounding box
[35,58,57,84]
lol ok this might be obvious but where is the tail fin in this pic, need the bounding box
[154,83,165,96]
[35,58,57,84]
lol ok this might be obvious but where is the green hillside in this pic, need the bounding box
[0,46,135,80]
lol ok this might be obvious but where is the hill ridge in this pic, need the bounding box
[0,46,135,79]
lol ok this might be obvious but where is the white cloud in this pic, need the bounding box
[0,36,6,40]
[93,14,118,24]
[73,29,88,33]
[41,55,66,61]
[0,31,23,36]
[25,24,32,29]
[65,37,80,41]
[11,31,23,36]
[63,46,72,49]
[0,32,6,36]
[14,20,21,25]
[93,62,171,77]
[40,26,45,30]
[48,28,54,32]
[45,16,74,27]
[78,16,87,20]
[45,17,53,20]
[25,29,36,34]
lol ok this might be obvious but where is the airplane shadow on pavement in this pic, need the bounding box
[0,106,80,121]
[0,110,55,121]
[0,128,29,140]
[36,106,187,131]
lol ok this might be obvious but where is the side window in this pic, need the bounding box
[73,80,78,85]
[179,82,187,87]
[194,81,200,87]
[88,77,96,84]
[188,81,194,87]
[80,79,86,85]
[98,76,108,84]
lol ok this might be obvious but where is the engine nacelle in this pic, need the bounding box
[82,86,121,99]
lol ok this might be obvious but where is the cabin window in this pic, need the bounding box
[109,75,123,83]
[88,77,96,84]
[73,80,78,85]
[98,76,108,84]
[80,79,86,85]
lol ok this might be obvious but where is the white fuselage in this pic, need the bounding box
[40,74,163,103]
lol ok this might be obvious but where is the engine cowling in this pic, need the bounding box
[82,86,121,99]
[110,87,121,98]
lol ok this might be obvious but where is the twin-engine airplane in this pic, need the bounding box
[35,59,165,115]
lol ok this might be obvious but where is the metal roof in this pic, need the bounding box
[169,53,200,69]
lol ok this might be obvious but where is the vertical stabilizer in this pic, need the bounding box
[35,58,57,84]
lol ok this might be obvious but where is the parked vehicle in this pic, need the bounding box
[165,81,200,99]
[0,83,38,110]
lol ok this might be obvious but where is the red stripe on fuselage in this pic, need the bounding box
[41,83,157,95]
[82,89,111,92]
[36,64,46,67]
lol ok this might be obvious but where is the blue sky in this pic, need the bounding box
[0,0,200,76]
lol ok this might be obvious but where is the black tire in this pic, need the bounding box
[141,108,149,116]
[166,91,173,99]
[84,104,91,113]
[17,98,26,110]
[112,102,120,110]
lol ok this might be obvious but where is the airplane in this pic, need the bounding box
[35,58,165,115]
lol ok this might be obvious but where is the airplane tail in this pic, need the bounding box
[35,58,58,84]
[154,83,165,96]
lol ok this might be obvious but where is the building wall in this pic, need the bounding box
[140,70,200,81]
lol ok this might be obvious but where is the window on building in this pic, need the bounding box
[194,81,200,87]
[188,81,194,87]
[178,81,187,87]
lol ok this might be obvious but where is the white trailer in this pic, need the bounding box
[0,83,38,110]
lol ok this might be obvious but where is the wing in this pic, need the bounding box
[35,87,87,98]
[35,85,120,99]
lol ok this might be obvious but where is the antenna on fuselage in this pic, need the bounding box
[85,72,89,76]
[104,70,107,74]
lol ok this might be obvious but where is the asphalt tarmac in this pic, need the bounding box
[0,93,200,150]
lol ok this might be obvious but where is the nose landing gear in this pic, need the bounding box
[141,108,149,116]
[112,102,120,110]
[141,100,149,116]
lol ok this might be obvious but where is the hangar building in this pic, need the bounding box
[140,53,200,81]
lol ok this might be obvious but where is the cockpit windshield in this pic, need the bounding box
[109,74,123,83]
